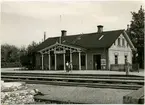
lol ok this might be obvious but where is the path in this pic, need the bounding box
[1,68,144,76]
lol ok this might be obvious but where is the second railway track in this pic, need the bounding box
[1,71,144,90]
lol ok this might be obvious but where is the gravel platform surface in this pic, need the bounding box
[27,84,134,104]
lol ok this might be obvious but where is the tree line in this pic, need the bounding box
[1,41,38,68]
[127,6,144,68]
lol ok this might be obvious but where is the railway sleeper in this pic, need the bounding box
[137,83,144,85]
[2,77,144,86]
[1,75,144,81]
[2,79,142,90]
[67,80,74,82]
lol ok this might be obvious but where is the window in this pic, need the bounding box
[99,35,104,40]
[66,55,70,62]
[40,56,42,65]
[127,43,129,47]
[81,55,86,66]
[125,55,128,64]
[114,41,116,45]
[118,38,120,46]
[122,39,125,46]
[115,55,118,64]
[51,55,55,66]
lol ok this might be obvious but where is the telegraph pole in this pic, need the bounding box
[59,15,62,44]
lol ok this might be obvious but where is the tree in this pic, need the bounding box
[20,41,38,69]
[19,46,28,67]
[19,46,27,56]
[127,6,144,68]
[1,44,20,62]
[1,42,38,68]
[1,44,21,68]
[27,41,38,54]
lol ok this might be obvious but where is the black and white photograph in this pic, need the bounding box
[1,0,144,104]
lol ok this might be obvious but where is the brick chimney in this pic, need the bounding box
[97,25,103,33]
[61,30,67,37]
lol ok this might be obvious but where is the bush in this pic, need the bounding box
[1,62,21,68]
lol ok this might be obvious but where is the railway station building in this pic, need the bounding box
[33,25,136,71]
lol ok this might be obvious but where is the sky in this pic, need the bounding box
[1,0,144,48]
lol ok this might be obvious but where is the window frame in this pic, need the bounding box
[122,38,125,46]
[115,55,118,64]
[127,43,129,47]
[118,38,121,46]
[114,41,116,45]
[124,55,128,64]
[81,54,86,66]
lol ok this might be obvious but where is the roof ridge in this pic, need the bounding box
[68,29,125,36]
[47,29,125,39]
[34,29,125,52]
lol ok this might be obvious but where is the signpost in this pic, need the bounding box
[101,59,106,65]
[54,50,66,54]
[101,59,106,69]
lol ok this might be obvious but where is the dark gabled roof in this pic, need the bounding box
[34,29,125,52]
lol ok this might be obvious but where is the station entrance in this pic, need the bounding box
[93,54,101,70]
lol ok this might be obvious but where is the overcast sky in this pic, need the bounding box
[1,0,144,48]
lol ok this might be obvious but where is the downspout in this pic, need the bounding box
[103,47,108,70]
[108,48,110,70]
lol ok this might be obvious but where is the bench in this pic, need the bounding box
[123,86,144,104]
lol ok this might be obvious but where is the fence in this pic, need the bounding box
[1,62,22,68]
[110,63,139,71]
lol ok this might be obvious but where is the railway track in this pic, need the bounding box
[1,72,144,90]
[1,74,143,79]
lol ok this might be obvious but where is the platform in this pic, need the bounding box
[1,69,144,76]
[27,84,134,104]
